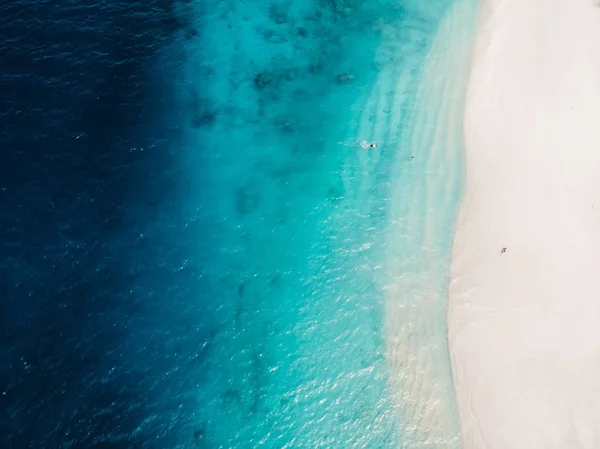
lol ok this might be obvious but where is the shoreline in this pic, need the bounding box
[384,0,477,446]
[449,0,600,447]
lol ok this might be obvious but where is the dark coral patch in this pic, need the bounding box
[253,71,274,90]
[235,185,261,215]
[191,110,217,128]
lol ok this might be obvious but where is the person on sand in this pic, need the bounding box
[360,140,377,149]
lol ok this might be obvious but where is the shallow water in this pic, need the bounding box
[1,0,476,447]
[384,2,478,445]
[176,0,477,447]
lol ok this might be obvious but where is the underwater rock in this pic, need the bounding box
[308,62,324,75]
[297,27,308,37]
[191,110,217,128]
[235,185,260,215]
[198,65,215,79]
[222,389,242,404]
[269,274,282,287]
[329,0,354,18]
[193,426,205,446]
[268,4,288,24]
[253,71,274,90]
[273,117,294,134]
[185,27,198,40]
[187,85,218,127]
[305,9,322,22]
[335,72,354,84]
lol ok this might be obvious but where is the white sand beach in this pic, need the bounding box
[449,0,600,447]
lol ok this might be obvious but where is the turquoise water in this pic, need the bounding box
[168,0,477,447]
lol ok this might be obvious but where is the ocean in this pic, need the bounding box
[0,0,476,447]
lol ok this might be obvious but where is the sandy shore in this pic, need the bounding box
[448,0,600,447]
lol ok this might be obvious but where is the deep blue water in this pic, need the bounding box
[0,1,203,447]
[1,0,476,447]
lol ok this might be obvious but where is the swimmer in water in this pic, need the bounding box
[360,140,377,149]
